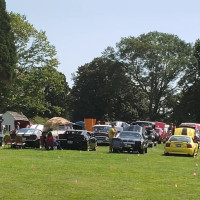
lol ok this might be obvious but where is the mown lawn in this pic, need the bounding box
[0,144,199,200]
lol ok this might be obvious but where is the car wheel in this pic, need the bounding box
[112,148,118,153]
[35,140,40,148]
[139,148,145,154]
[84,141,89,151]
[194,148,199,157]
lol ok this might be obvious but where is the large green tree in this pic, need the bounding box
[194,39,200,77]
[104,32,195,121]
[0,0,17,112]
[172,39,200,124]
[70,57,148,122]
[5,12,70,119]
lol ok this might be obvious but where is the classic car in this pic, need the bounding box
[58,130,97,151]
[136,121,158,147]
[112,121,130,129]
[16,128,42,148]
[155,127,170,143]
[124,125,154,147]
[91,125,111,144]
[29,124,44,132]
[111,129,148,154]
[164,135,198,157]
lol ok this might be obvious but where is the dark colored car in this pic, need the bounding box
[58,130,97,151]
[16,128,42,148]
[136,121,158,147]
[111,129,148,154]
[91,125,111,144]
[125,125,156,147]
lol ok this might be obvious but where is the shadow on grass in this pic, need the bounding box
[108,150,145,155]
[161,153,195,158]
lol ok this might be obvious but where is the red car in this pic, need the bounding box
[155,127,169,143]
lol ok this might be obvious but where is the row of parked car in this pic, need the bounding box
[9,121,200,157]
[9,120,162,152]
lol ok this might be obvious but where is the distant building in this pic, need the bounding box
[2,111,30,132]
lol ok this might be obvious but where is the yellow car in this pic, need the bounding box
[164,135,198,157]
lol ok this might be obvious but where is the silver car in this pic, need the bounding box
[17,128,42,148]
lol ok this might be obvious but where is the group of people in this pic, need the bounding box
[40,131,62,150]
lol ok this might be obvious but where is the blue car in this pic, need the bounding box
[111,129,148,154]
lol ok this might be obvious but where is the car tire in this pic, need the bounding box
[84,141,89,151]
[193,148,198,157]
[139,148,145,154]
[35,140,40,148]
[112,148,118,153]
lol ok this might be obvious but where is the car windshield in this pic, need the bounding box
[125,125,141,132]
[170,136,191,143]
[17,129,35,134]
[136,122,153,128]
[57,124,72,130]
[92,126,110,132]
[119,132,141,139]
[64,131,83,135]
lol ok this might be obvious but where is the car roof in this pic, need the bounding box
[93,125,111,127]
[121,131,141,134]
[64,129,86,132]
[18,128,39,131]
[136,121,155,124]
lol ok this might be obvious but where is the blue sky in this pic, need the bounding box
[6,0,200,87]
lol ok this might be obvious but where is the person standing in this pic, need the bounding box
[108,124,117,153]
[168,123,175,136]
[16,122,20,130]
[46,131,54,150]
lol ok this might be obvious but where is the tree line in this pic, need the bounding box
[1,0,200,124]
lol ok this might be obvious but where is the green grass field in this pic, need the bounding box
[0,144,199,200]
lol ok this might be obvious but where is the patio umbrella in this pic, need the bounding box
[44,117,69,129]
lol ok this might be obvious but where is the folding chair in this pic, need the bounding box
[3,135,13,148]
[13,135,26,149]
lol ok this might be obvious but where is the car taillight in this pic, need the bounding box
[187,144,192,148]
[166,143,170,147]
